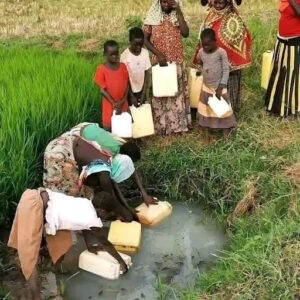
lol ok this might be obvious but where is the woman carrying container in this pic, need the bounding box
[143,0,191,135]
[193,0,251,111]
[265,0,300,117]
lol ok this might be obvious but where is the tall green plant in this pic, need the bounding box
[0,47,103,225]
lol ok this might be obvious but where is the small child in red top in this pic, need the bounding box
[94,40,129,131]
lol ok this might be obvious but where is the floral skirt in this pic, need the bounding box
[151,64,191,135]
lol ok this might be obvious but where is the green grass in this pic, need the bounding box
[0,9,299,300]
[0,47,103,224]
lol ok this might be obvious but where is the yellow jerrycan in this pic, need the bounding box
[188,68,203,108]
[108,221,142,254]
[130,104,155,138]
[261,51,273,89]
[136,201,172,226]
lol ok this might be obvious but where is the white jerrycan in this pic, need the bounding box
[111,111,132,138]
[79,250,132,280]
[130,104,155,138]
[152,62,178,97]
[261,51,273,89]
[188,68,203,108]
[207,94,231,118]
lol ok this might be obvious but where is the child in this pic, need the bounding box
[8,188,128,300]
[120,27,152,107]
[197,28,236,140]
[94,40,129,131]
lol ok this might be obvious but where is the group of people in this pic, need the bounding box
[96,0,252,138]
[9,123,158,299]
[7,0,300,299]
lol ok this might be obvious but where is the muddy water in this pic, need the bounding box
[65,203,226,300]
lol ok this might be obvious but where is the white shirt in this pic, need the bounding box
[120,48,152,93]
[45,189,103,235]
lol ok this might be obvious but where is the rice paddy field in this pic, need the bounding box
[0,0,299,299]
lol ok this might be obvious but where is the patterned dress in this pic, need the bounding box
[43,123,93,199]
[143,14,191,135]
[193,5,252,111]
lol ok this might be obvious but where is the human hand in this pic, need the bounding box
[216,87,223,99]
[87,244,103,255]
[131,96,140,108]
[170,0,179,10]
[120,261,128,274]
[139,93,146,105]
[114,102,123,115]
[158,53,168,67]
[142,194,159,207]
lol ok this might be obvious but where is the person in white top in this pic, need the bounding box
[120,27,152,107]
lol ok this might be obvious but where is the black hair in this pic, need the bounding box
[103,40,119,53]
[200,28,216,42]
[129,27,144,42]
[92,191,114,212]
[120,142,141,162]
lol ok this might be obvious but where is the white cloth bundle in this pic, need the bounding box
[45,189,102,235]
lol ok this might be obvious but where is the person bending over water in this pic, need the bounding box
[8,188,129,300]
[43,124,158,217]
[79,122,158,206]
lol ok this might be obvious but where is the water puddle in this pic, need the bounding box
[65,203,226,300]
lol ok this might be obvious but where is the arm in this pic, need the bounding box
[289,0,300,18]
[174,4,189,38]
[216,50,230,99]
[82,228,128,273]
[95,66,116,107]
[115,85,130,114]
[113,182,139,221]
[196,52,203,76]
[129,88,139,107]
[144,29,167,66]
[140,70,150,104]
[99,88,116,106]
[133,171,158,206]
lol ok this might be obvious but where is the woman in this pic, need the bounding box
[43,124,157,218]
[143,0,191,135]
[265,0,300,117]
[193,0,251,111]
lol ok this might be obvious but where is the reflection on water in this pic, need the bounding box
[65,203,226,300]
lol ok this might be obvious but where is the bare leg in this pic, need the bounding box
[204,128,212,143]
[28,266,42,300]
[223,129,230,140]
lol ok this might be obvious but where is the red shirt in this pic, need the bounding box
[94,63,129,128]
[279,0,300,37]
